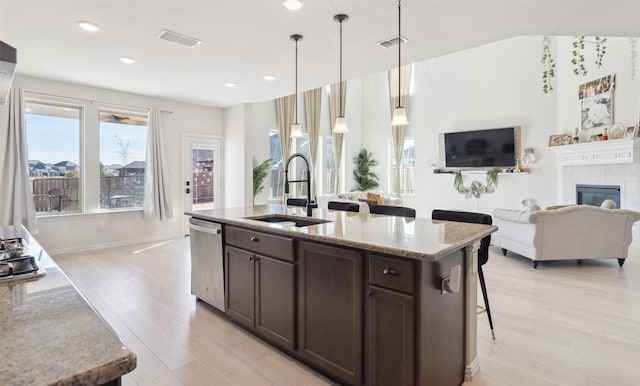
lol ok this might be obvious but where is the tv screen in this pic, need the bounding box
[444,127,516,168]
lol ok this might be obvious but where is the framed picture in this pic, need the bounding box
[549,134,570,147]
[625,125,638,139]
[581,91,612,130]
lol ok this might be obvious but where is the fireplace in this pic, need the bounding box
[576,184,620,208]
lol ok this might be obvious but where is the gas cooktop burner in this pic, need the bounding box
[0,237,45,283]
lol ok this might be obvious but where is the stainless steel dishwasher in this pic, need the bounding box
[188,217,225,311]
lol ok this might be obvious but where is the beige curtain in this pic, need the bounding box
[276,94,295,164]
[0,87,37,232]
[329,81,346,192]
[304,88,322,200]
[143,107,173,221]
[276,95,295,201]
[387,64,412,197]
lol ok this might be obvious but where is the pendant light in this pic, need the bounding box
[290,34,303,138]
[333,14,349,134]
[391,0,409,126]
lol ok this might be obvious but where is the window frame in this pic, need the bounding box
[24,98,84,216]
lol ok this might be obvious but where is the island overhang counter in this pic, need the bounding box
[0,225,136,386]
[186,204,497,386]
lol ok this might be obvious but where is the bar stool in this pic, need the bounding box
[327,201,360,212]
[370,205,416,218]
[431,209,495,339]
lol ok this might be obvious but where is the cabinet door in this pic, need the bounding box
[367,285,415,386]
[225,246,255,329]
[298,241,363,386]
[255,254,296,351]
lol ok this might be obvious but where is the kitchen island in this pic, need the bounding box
[187,204,496,386]
[0,225,136,386]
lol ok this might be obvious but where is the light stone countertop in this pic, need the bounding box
[187,204,497,261]
[0,225,136,386]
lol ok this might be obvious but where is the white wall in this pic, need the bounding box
[556,37,640,136]
[5,75,223,253]
[224,104,254,208]
[246,36,571,217]
[395,36,558,215]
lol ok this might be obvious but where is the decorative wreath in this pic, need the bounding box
[453,168,500,199]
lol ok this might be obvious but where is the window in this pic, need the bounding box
[98,111,148,209]
[267,130,312,199]
[323,136,336,194]
[269,130,284,199]
[296,134,311,197]
[25,101,82,215]
[389,137,415,195]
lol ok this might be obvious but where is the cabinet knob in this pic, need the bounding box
[250,236,259,242]
[382,267,399,276]
[249,255,254,261]
[368,289,376,297]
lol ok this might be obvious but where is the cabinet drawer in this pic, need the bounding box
[368,254,415,294]
[226,226,295,262]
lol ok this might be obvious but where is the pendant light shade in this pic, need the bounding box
[333,14,349,134]
[391,107,409,126]
[391,0,409,127]
[290,34,303,138]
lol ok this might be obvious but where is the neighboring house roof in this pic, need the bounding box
[122,161,145,169]
[54,160,77,168]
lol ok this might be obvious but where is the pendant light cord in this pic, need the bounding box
[339,19,343,116]
[397,0,402,109]
[295,38,298,124]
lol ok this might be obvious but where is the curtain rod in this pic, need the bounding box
[24,90,174,114]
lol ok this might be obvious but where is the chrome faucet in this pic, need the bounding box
[284,153,314,217]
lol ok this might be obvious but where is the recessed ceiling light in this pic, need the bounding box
[283,0,304,10]
[225,82,237,88]
[77,20,100,32]
[120,56,136,64]
[263,75,276,81]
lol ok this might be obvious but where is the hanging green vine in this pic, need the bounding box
[631,37,638,80]
[594,36,607,68]
[541,36,556,94]
[571,36,587,76]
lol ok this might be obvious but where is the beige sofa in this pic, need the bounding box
[492,204,640,268]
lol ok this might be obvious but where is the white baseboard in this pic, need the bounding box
[49,233,186,255]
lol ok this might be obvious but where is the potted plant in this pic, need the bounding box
[352,148,379,191]
[253,158,271,205]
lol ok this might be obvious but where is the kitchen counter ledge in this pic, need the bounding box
[186,204,497,262]
[0,225,136,386]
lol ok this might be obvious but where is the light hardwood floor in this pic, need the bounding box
[54,238,640,386]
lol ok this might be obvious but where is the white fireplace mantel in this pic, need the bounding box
[550,138,640,166]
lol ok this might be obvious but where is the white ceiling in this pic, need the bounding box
[1,1,639,108]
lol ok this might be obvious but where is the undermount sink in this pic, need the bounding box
[245,215,331,228]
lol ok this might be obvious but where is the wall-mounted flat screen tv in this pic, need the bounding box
[439,126,520,170]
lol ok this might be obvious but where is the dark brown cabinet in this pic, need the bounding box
[225,246,254,328]
[366,253,416,386]
[366,286,415,386]
[255,253,295,350]
[225,226,296,351]
[298,241,363,386]
[221,224,467,386]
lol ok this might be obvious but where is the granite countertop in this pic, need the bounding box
[0,225,136,386]
[187,204,497,261]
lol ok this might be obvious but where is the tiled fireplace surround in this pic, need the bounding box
[552,138,640,244]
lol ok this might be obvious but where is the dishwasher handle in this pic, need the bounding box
[188,222,221,235]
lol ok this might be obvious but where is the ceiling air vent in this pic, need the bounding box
[157,29,202,48]
[377,35,408,49]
